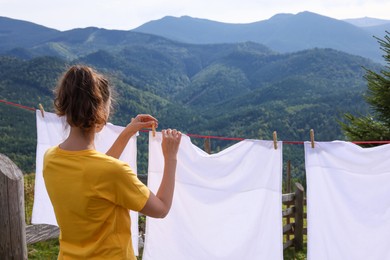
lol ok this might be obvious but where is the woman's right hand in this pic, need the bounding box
[161,129,182,160]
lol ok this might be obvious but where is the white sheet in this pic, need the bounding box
[32,111,140,254]
[143,132,283,260]
[305,141,390,260]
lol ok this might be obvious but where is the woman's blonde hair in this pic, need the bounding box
[54,65,112,131]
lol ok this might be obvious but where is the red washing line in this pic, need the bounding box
[0,99,36,111]
[139,130,244,141]
[183,133,244,141]
[1,99,390,145]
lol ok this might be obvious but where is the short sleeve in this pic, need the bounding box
[94,159,150,211]
[114,164,150,211]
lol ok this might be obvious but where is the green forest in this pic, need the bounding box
[0,35,384,184]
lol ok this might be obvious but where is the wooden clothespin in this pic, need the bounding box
[38,103,45,118]
[273,131,278,150]
[310,129,315,148]
[151,122,156,137]
[204,138,211,154]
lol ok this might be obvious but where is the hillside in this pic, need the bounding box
[0,45,382,178]
[0,16,385,181]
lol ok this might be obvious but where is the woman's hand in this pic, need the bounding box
[106,114,157,158]
[128,114,158,133]
[161,129,182,160]
[140,128,182,218]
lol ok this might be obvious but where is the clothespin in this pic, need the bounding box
[204,138,211,154]
[273,131,278,150]
[151,122,156,137]
[38,103,45,118]
[310,129,315,148]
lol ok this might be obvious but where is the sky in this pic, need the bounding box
[1,0,390,31]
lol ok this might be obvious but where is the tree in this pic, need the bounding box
[341,31,390,141]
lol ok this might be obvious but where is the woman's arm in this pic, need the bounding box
[106,114,157,159]
[140,129,182,218]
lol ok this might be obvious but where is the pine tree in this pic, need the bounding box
[341,31,390,141]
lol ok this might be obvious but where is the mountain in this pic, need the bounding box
[201,48,376,137]
[0,15,386,180]
[0,21,184,61]
[0,16,60,51]
[133,11,386,63]
[343,17,390,40]
[1,12,386,63]
[343,17,390,27]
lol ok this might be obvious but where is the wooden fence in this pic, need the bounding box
[0,153,306,259]
[282,182,306,251]
[0,154,27,259]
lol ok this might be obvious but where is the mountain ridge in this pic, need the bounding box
[1,12,388,63]
[133,11,389,63]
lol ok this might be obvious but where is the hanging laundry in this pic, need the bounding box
[144,132,283,260]
[305,141,390,260]
[32,111,141,255]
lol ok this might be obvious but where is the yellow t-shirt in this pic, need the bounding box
[43,146,150,260]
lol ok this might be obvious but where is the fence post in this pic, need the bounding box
[286,160,291,193]
[285,160,292,242]
[294,182,304,251]
[0,153,27,259]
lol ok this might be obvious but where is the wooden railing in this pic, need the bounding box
[0,153,306,258]
[25,224,59,245]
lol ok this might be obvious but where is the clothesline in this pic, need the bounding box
[0,99,36,111]
[2,99,390,145]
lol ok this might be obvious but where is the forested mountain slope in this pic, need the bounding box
[0,15,384,181]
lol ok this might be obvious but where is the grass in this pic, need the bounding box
[24,173,60,259]
[28,240,59,260]
[24,173,307,259]
[284,247,307,260]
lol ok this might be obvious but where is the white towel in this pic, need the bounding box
[143,132,283,260]
[32,111,140,254]
[305,141,390,260]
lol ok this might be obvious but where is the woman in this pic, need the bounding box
[43,65,181,259]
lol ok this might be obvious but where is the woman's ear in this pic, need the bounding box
[95,123,105,133]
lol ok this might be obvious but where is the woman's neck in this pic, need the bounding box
[59,127,95,151]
